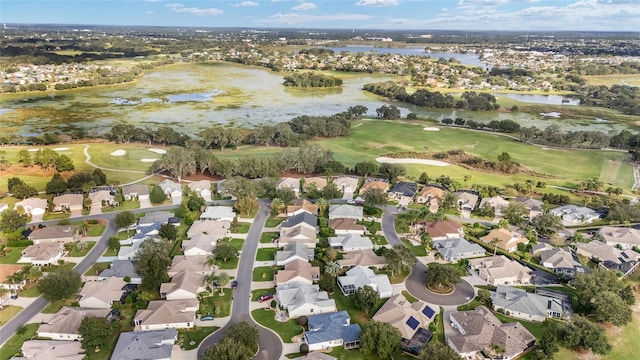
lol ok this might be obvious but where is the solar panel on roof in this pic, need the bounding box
[422,306,435,318]
[406,316,419,330]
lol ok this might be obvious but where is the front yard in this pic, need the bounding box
[260,232,279,244]
[401,239,428,257]
[253,266,277,281]
[0,247,27,264]
[251,308,302,343]
[256,248,277,261]
[65,241,96,257]
[200,291,232,317]
[0,323,39,360]
[178,327,219,350]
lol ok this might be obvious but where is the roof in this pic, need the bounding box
[21,242,63,261]
[333,176,359,189]
[38,307,111,335]
[479,196,509,211]
[182,234,218,254]
[111,329,177,360]
[599,226,640,247]
[550,205,599,223]
[373,293,437,340]
[276,259,320,284]
[122,184,150,196]
[27,225,77,241]
[200,206,235,220]
[329,218,365,232]
[420,221,462,239]
[89,190,115,203]
[15,197,48,210]
[304,177,328,190]
[0,264,23,283]
[160,270,205,296]
[99,260,141,280]
[418,186,447,199]
[186,180,211,192]
[281,212,318,228]
[448,306,535,358]
[135,299,198,326]
[276,242,315,263]
[338,249,386,268]
[168,255,211,275]
[360,180,389,193]
[287,199,318,216]
[53,193,83,207]
[540,248,584,272]
[158,179,182,192]
[276,282,336,314]
[280,225,317,244]
[329,233,374,249]
[480,228,529,251]
[138,211,174,225]
[18,340,84,360]
[491,286,562,319]
[305,311,361,345]
[576,240,640,266]
[389,182,418,197]
[435,238,485,259]
[338,266,392,296]
[453,191,479,208]
[276,177,300,190]
[186,220,230,238]
[79,277,126,306]
[328,204,363,220]
[515,197,544,212]
[468,255,532,282]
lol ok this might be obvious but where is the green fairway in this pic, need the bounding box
[86,143,163,172]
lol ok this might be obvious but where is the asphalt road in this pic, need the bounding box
[198,200,283,360]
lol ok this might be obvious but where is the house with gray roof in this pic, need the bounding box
[186,180,212,201]
[18,242,63,266]
[515,197,544,218]
[276,242,315,266]
[158,179,182,199]
[134,299,199,331]
[16,340,84,360]
[98,260,142,284]
[599,226,640,249]
[281,212,318,229]
[182,234,218,256]
[304,311,361,351]
[138,211,175,227]
[160,270,206,300]
[448,306,535,360]
[576,240,640,275]
[200,206,236,222]
[550,204,600,226]
[37,307,111,341]
[539,248,585,278]
[27,225,79,244]
[453,191,479,211]
[388,182,418,205]
[52,193,83,213]
[490,286,565,322]
[121,184,150,200]
[328,204,363,220]
[78,277,127,309]
[337,265,392,298]
[111,329,177,360]
[329,233,374,252]
[276,282,336,318]
[434,238,485,262]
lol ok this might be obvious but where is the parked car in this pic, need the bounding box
[200,314,215,321]
[10,294,18,300]
[231,280,238,289]
[257,294,274,303]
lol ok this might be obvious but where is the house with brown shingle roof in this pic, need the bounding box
[52,193,83,212]
[134,299,199,331]
[416,186,447,204]
[27,225,78,244]
[78,277,127,309]
[287,199,318,217]
[275,259,320,286]
[480,228,529,253]
[468,255,533,286]
[599,226,640,250]
[338,249,386,269]
[415,221,463,241]
[279,225,318,248]
[186,220,230,239]
[18,242,64,266]
[168,255,212,276]
[38,307,111,341]
[304,177,328,191]
[160,270,206,300]
[276,177,301,198]
[360,179,389,194]
[329,218,365,235]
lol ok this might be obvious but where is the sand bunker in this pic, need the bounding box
[423,127,440,131]
[148,148,167,154]
[110,150,126,156]
[140,158,159,162]
[376,156,449,167]
[53,147,69,151]
[27,148,40,152]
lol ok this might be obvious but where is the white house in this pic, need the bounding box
[158,180,182,200]
[160,270,206,300]
[276,282,336,318]
[134,299,199,331]
[276,177,301,198]
[15,197,47,217]
[468,255,533,286]
[276,242,315,266]
[181,234,219,256]
[304,311,361,351]
[37,307,111,341]
[337,266,392,298]
[328,205,363,220]
[329,233,374,251]
[187,180,212,201]
[550,204,600,226]
[200,206,236,222]
[18,243,63,266]
[78,277,126,309]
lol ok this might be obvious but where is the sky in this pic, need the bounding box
[2,0,640,32]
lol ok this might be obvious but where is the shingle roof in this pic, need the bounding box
[99,260,141,280]
[305,311,361,345]
[281,212,318,228]
[328,233,374,249]
[111,329,177,360]
[122,184,149,196]
[329,218,365,232]
[328,204,363,220]
[18,340,84,360]
[21,242,63,261]
[276,259,320,284]
[38,307,111,336]
[27,225,77,241]
[491,286,562,319]
[276,242,315,264]
[338,249,386,268]
[53,193,83,208]
[389,182,418,197]
[138,211,174,226]
[435,238,485,260]
[372,293,437,339]
[79,277,126,307]
[134,299,198,326]
[480,228,529,251]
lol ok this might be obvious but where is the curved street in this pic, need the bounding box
[198,200,282,360]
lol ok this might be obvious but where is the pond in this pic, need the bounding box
[0,62,630,137]
[493,93,581,106]
[323,45,486,68]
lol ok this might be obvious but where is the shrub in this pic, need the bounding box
[300,343,309,354]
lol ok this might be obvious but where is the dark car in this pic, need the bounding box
[10,293,18,300]
[257,294,274,303]
[231,280,238,289]
[200,314,215,321]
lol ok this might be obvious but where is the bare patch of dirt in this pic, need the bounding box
[0,165,57,177]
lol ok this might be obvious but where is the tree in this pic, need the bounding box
[234,197,259,216]
[318,274,336,293]
[557,315,611,355]
[211,243,239,263]
[25,266,42,284]
[353,285,380,314]
[108,236,120,253]
[225,321,260,353]
[270,198,284,216]
[37,268,82,302]
[156,147,197,182]
[78,316,112,351]
[45,173,68,194]
[383,245,417,276]
[497,152,512,164]
[1,209,26,232]
[316,198,329,216]
[361,187,387,207]
[592,291,632,326]
[531,332,559,360]
[418,341,461,360]
[33,149,59,170]
[360,320,402,359]
[502,201,528,226]
[133,240,171,291]
[55,154,75,172]
[149,185,167,204]
[216,272,230,296]
[114,211,135,230]
[379,163,406,182]
[426,263,461,291]
[353,161,379,177]
[158,223,178,241]
[187,196,205,212]
[324,261,342,277]
[530,211,563,237]
[17,149,32,167]
[203,337,252,360]
[571,267,625,314]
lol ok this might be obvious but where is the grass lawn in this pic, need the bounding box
[179,327,220,350]
[401,239,428,257]
[256,248,277,261]
[215,257,239,270]
[253,266,277,281]
[200,291,232,317]
[265,217,284,227]
[0,305,23,324]
[102,247,118,257]
[375,269,410,284]
[234,222,251,234]
[85,224,106,236]
[370,235,388,246]
[260,232,279,244]
[19,284,40,297]
[251,308,303,343]
[66,241,95,257]
[42,212,70,221]
[251,288,276,301]
[457,297,482,311]
[333,291,387,326]
[0,247,27,264]
[493,312,559,340]
[102,200,140,212]
[42,297,76,314]
[0,323,39,360]
[86,143,164,172]
[433,307,445,343]
[321,346,416,360]
[84,262,111,277]
[220,237,244,251]
[401,290,418,303]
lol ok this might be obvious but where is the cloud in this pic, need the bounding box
[235,1,259,6]
[166,3,224,15]
[292,2,317,11]
[268,12,372,25]
[146,11,154,15]
[356,0,399,6]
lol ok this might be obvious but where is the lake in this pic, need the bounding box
[493,93,580,106]
[323,45,486,67]
[0,62,628,136]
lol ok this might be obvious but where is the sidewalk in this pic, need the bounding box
[253,260,276,267]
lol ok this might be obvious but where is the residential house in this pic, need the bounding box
[88,190,116,208]
[304,311,361,351]
[181,234,218,256]
[117,236,155,261]
[415,220,463,241]
[52,194,83,213]
[333,176,359,199]
[478,196,510,217]
[158,179,182,199]
[134,299,199,331]
[337,265,392,298]
[78,277,127,309]
[286,199,318,217]
[160,270,206,300]
[276,242,315,266]
[576,240,640,274]
[281,212,318,230]
[168,255,212,276]
[186,220,230,239]
[276,282,337,318]
[338,249,386,269]
[329,218,365,235]
[490,286,565,322]
[360,179,389,194]
[531,243,555,257]
[199,206,236,222]
[186,180,212,201]
[550,205,600,226]
[279,225,318,248]
[468,255,533,286]
[14,197,47,217]
[434,238,486,262]
[98,260,142,284]
[37,307,111,341]
[373,293,437,354]
[0,264,26,292]
[275,259,320,286]
[453,191,479,211]
[26,225,78,244]
[16,340,83,360]
[416,185,447,204]
[480,228,529,253]
[599,226,640,249]
[304,177,328,191]
[121,184,150,201]
[276,177,301,198]
[448,306,535,360]
[515,197,544,218]
[138,211,175,227]
[329,233,374,251]
[18,242,63,266]
[111,329,178,360]
[388,182,418,205]
[328,205,363,221]
[539,248,585,278]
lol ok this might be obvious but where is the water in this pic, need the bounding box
[493,93,580,106]
[111,90,225,105]
[323,45,486,67]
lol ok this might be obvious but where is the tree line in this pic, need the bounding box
[283,72,343,88]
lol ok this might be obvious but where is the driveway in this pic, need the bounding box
[139,197,152,208]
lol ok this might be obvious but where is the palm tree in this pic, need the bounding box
[26,266,42,284]
[497,219,509,229]
[7,272,24,292]
[324,261,342,277]
[270,198,284,216]
[0,287,8,309]
[420,232,433,251]
[217,272,230,296]
[206,255,217,270]
[489,238,501,256]
[316,198,329,216]
[204,272,218,296]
